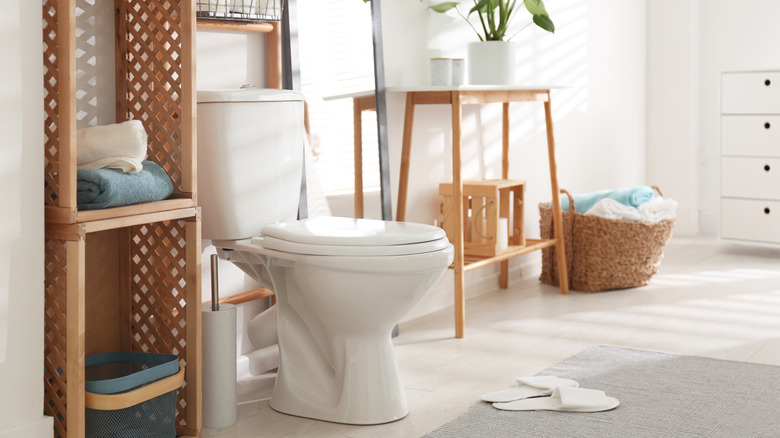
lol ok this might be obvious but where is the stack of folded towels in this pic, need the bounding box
[76,120,173,210]
[561,185,676,223]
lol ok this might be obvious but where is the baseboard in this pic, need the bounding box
[698,208,718,235]
[402,253,541,323]
[0,416,53,438]
[673,204,699,235]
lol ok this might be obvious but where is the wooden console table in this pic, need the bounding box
[387,86,570,338]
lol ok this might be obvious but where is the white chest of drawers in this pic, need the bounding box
[721,71,780,244]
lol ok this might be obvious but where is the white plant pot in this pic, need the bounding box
[467,41,515,85]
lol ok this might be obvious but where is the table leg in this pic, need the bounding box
[353,97,364,219]
[396,92,415,222]
[502,102,510,179]
[500,263,509,289]
[451,91,466,338]
[500,102,510,288]
[543,95,569,294]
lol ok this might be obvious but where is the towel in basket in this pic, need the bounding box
[539,188,675,292]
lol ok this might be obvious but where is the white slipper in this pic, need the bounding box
[481,376,579,403]
[493,387,619,412]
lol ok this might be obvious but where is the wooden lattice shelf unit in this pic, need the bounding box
[42,1,201,437]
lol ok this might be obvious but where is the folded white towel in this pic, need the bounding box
[639,197,678,222]
[585,198,642,221]
[76,120,148,173]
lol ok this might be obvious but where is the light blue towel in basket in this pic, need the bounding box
[561,186,655,213]
[77,161,174,210]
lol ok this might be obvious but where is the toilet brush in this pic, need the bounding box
[202,254,238,428]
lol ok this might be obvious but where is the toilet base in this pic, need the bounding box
[270,334,409,425]
[268,404,409,426]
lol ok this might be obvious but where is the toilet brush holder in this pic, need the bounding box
[202,254,237,428]
[202,304,237,428]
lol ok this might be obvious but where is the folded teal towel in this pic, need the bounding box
[77,161,173,210]
[561,186,655,213]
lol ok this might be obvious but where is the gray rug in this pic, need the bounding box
[424,345,780,437]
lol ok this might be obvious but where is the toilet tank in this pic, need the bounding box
[198,88,305,240]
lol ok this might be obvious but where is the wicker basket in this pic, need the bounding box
[539,188,675,292]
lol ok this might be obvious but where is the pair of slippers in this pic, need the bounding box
[481,376,619,412]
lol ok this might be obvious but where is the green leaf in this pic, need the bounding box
[430,2,460,13]
[468,0,491,16]
[523,0,548,16]
[532,14,555,33]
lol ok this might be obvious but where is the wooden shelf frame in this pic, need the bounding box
[42,1,202,436]
[393,88,570,338]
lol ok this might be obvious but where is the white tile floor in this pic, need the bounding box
[203,237,780,437]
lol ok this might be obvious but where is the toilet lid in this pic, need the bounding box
[256,217,451,256]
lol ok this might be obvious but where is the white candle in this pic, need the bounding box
[497,217,508,251]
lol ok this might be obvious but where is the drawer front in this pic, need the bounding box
[722,157,780,199]
[722,72,780,114]
[721,198,780,243]
[722,115,780,157]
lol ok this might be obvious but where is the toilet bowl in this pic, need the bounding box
[198,89,454,424]
[214,217,452,424]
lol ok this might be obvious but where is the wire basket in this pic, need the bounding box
[196,0,283,22]
[85,352,183,438]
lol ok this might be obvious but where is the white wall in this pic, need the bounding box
[697,0,780,234]
[646,0,700,235]
[196,30,267,90]
[646,0,780,236]
[381,0,648,316]
[0,1,53,436]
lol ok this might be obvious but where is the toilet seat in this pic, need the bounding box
[253,217,451,257]
[255,235,451,256]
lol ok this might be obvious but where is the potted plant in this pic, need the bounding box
[429,0,555,85]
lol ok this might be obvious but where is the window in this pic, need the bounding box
[298,0,378,195]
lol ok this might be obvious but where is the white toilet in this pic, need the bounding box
[197,89,454,425]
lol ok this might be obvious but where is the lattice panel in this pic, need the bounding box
[118,0,185,192]
[44,239,69,438]
[130,220,190,426]
[43,0,61,207]
[75,0,108,129]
